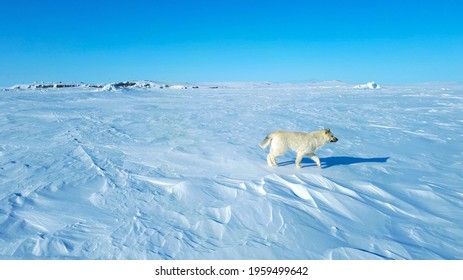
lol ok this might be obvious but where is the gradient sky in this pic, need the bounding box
[1,0,462,85]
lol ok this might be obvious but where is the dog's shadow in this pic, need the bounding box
[279,156,389,168]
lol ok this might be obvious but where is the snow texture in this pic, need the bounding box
[0,81,462,259]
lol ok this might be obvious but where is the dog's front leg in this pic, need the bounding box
[295,152,304,168]
[307,153,321,168]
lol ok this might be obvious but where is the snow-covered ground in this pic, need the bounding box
[0,81,462,259]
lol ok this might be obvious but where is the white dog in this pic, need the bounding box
[259,129,338,168]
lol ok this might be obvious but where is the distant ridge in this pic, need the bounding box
[6,81,194,91]
[5,80,463,92]
[4,80,365,91]
[354,81,381,89]
[4,80,388,91]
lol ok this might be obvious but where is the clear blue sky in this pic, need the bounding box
[1,0,462,85]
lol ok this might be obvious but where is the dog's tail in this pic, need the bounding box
[259,133,273,149]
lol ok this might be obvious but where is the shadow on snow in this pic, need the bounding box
[279,156,389,168]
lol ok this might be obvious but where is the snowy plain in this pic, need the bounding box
[0,81,462,260]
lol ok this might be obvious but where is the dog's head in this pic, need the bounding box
[324,128,338,142]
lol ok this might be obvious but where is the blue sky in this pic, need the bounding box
[1,0,462,85]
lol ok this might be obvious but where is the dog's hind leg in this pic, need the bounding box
[267,152,277,166]
[307,153,321,168]
[268,145,286,167]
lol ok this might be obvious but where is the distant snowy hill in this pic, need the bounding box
[5,80,380,92]
[354,81,381,89]
[9,82,90,90]
[6,81,192,91]
[5,80,385,92]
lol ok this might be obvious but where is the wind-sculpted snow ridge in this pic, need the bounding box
[0,83,462,259]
